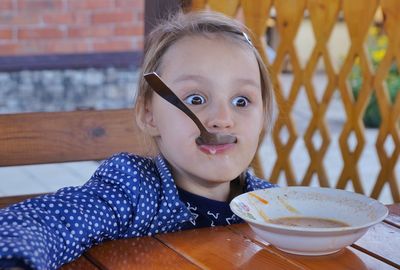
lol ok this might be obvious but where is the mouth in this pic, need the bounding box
[198,142,236,155]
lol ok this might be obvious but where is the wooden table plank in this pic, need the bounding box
[385,214,400,229]
[54,204,400,269]
[387,204,400,216]
[349,248,399,270]
[353,222,400,269]
[229,223,397,270]
[385,204,400,228]
[60,256,99,270]
[86,236,200,270]
[156,226,307,270]
[268,247,399,270]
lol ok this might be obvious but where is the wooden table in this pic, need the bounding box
[62,204,400,270]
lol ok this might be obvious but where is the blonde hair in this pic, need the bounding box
[135,10,274,139]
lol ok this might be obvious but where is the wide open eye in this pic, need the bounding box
[184,94,206,105]
[232,96,250,107]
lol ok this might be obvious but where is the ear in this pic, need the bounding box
[135,98,160,136]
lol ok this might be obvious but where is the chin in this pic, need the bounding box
[201,170,242,182]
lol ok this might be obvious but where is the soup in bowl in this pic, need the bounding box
[230,187,388,256]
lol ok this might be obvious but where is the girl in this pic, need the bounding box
[0,10,276,270]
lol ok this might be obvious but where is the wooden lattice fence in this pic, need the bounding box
[188,0,400,203]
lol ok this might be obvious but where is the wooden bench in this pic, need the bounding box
[0,109,155,208]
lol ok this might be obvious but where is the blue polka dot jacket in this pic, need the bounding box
[0,153,276,270]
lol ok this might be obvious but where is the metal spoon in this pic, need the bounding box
[144,72,237,145]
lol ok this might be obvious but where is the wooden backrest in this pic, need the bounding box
[0,109,156,206]
[0,109,156,167]
[187,0,400,203]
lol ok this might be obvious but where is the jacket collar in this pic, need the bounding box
[154,155,264,221]
[154,155,192,223]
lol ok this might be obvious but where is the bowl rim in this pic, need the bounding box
[230,186,389,233]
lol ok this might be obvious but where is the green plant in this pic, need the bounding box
[350,26,400,128]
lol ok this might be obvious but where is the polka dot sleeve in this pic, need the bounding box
[0,153,147,270]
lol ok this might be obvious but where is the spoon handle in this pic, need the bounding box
[144,72,207,134]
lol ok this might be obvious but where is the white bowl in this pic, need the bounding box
[230,187,388,256]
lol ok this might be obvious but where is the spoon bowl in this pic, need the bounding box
[144,72,237,145]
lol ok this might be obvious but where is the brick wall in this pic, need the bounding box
[0,0,144,56]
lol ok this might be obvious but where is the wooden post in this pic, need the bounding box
[144,0,189,36]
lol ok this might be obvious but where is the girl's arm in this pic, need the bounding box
[0,153,144,270]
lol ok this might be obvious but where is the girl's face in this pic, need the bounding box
[145,35,264,198]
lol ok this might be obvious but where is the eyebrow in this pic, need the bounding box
[172,74,260,88]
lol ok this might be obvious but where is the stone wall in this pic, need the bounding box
[0,67,139,113]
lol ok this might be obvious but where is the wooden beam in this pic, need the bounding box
[0,109,156,166]
[144,0,184,36]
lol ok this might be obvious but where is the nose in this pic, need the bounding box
[204,101,234,131]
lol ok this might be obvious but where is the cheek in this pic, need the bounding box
[244,112,265,153]
[152,98,175,129]
[258,113,267,136]
[247,109,265,136]
[152,102,197,140]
